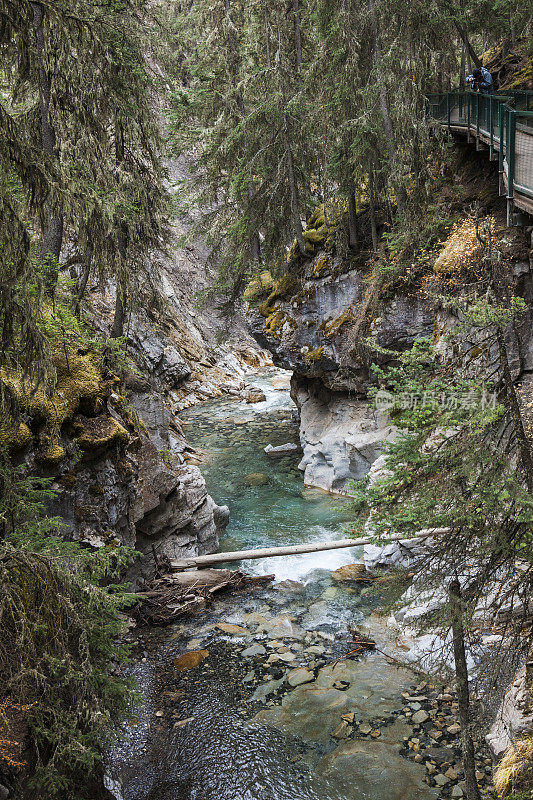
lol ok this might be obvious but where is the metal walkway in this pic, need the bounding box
[426,90,533,224]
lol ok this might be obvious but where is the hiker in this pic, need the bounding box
[466,67,494,94]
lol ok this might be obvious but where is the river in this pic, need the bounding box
[107,368,439,800]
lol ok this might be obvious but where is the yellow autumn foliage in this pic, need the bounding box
[433,218,487,275]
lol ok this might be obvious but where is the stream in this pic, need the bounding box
[107,368,441,800]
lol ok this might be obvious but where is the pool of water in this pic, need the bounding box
[181,368,358,580]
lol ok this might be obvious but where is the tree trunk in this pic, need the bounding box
[348,191,359,249]
[367,0,407,217]
[74,243,92,317]
[454,22,482,69]
[283,119,306,255]
[459,45,466,89]
[293,0,302,76]
[111,281,126,340]
[369,174,379,251]
[449,578,482,800]
[264,10,271,69]
[111,123,128,339]
[497,330,533,491]
[32,3,63,287]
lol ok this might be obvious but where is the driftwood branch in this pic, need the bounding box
[132,568,274,626]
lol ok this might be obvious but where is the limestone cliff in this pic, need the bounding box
[249,156,533,492]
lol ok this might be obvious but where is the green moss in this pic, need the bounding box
[0,421,32,452]
[35,441,66,465]
[75,415,129,452]
[303,346,324,363]
[243,270,275,302]
[323,308,354,337]
[311,255,331,277]
[1,351,104,435]
[59,473,77,488]
[89,484,105,496]
[303,227,326,244]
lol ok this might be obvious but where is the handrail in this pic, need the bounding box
[426,89,533,224]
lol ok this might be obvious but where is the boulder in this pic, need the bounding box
[243,472,270,486]
[331,563,368,583]
[174,650,209,671]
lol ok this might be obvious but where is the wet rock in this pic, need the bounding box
[174,650,209,671]
[243,472,269,486]
[278,652,297,663]
[306,644,325,655]
[287,667,314,687]
[331,720,352,739]
[412,710,430,724]
[215,622,248,635]
[446,723,461,735]
[242,644,266,657]
[317,738,438,799]
[330,563,368,582]
[173,717,194,728]
[434,773,449,786]
[245,390,266,403]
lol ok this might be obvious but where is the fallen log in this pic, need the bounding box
[169,529,450,571]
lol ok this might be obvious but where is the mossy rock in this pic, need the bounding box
[243,270,275,302]
[311,255,331,278]
[75,415,129,452]
[0,421,32,452]
[303,227,327,244]
[302,346,324,363]
[35,441,67,465]
[1,351,104,433]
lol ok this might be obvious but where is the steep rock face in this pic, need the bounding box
[250,219,533,492]
[26,384,228,580]
[291,377,395,492]
[248,249,433,491]
[250,250,434,396]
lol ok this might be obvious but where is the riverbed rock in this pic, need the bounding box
[243,472,270,486]
[245,390,266,403]
[331,720,352,739]
[412,710,430,724]
[242,644,266,657]
[331,563,368,582]
[216,623,248,635]
[174,650,209,671]
[287,667,314,687]
[316,738,438,799]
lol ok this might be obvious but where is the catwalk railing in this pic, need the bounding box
[426,89,533,222]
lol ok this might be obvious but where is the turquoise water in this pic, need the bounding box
[181,369,358,580]
[107,368,437,800]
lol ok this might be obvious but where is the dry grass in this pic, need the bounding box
[495,737,533,797]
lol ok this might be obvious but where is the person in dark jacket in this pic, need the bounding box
[466,67,494,94]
